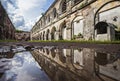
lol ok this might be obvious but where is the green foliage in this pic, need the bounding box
[29,40,120,44]
[73,35,77,39]
[16,29,23,33]
[78,33,83,38]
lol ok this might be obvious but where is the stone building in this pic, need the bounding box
[31,0,120,41]
[0,1,15,40]
[15,31,30,41]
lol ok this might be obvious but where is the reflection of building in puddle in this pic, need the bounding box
[32,48,120,81]
[94,52,120,81]
[32,48,94,81]
[73,49,84,69]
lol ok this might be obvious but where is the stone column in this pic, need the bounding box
[48,33,51,40]
[55,31,60,40]
[66,20,72,40]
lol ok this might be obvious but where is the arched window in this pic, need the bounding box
[48,15,50,22]
[51,27,56,40]
[61,0,67,13]
[73,16,84,39]
[43,31,45,40]
[46,29,50,40]
[53,8,57,18]
[59,21,67,40]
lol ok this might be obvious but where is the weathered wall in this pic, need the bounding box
[15,32,30,41]
[31,0,120,41]
[0,2,15,40]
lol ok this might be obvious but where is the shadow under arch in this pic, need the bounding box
[43,31,45,40]
[59,20,66,40]
[93,0,120,39]
[51,26,56,40]
[46,29,50,40]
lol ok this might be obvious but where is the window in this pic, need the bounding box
[48,15,50,22]
[95,22,108,34]
[53,8,57,18]
[61,0,67,13]
[73,16,84,36]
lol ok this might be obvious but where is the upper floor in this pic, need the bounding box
[31,0,96,34]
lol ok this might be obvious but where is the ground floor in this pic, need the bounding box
[31,0,120,41]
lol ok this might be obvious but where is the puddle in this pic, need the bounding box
[0,45,120,81]
[31,47,120,81]
[0,46,51,81]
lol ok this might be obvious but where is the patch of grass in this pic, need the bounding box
[29,40,120,44]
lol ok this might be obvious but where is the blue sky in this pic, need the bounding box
[1,0,54,31]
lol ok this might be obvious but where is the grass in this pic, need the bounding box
[29,40,120,44]
[0,39,120,44]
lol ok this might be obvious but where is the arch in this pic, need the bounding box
[40,32,43,40]
[43,31,45,40]
[46,29,50,40]
[60,0,67,13]
[50,48,56,58]
[39,33,42,40]
[46,48,49,55]
[72,16,84,39]
[51,27,56,40]
[47,14,51,23]
[59,21,67,40]
[72,49,84,70]
[59,52,66,63]
[53,8,57,18]
[94,0,120,39]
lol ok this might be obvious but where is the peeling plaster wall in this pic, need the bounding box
[31,0,120,41]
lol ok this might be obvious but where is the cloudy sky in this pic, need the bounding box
[1,0,54,31]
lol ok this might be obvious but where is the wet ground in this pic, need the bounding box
[0,44,120,81]
[0,46,50,81]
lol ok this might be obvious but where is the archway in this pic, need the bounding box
[53,8,57,18]
[43,31,45,40]
[46,29,50,40]
[94,0,120,40]
[41,32,43,40]
[72,16,84,39]
[59,21,67,40]
[60,0,67,13]
[51,27,56,40]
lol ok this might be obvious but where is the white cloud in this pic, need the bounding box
[17,0,46,11]
[1,0,54,31]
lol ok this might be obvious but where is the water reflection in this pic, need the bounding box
[32,47,120,81]
[0,46,51,81]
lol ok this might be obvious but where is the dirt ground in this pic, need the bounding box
[0,42,120,53]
